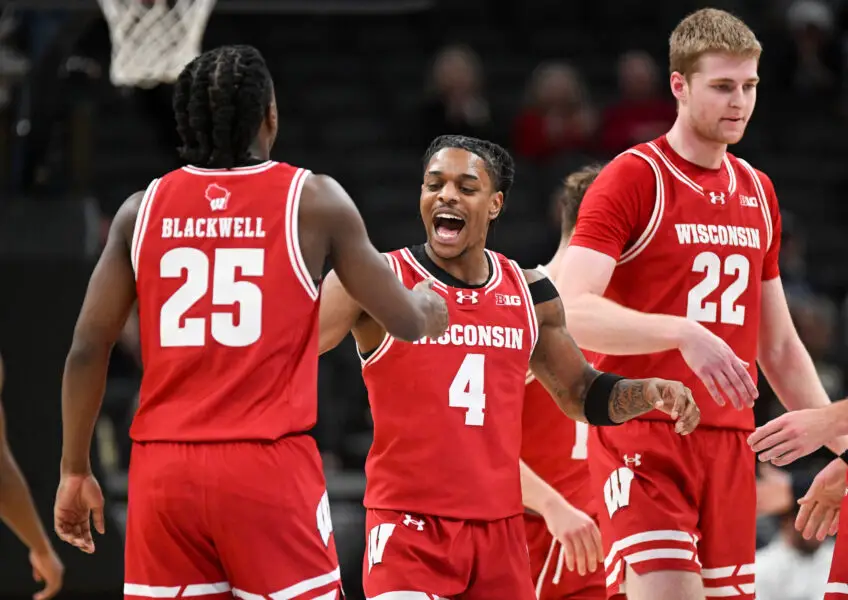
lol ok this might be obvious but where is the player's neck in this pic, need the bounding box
[424,243,490,286]
[666,119,726,170]
[544,236,571,276]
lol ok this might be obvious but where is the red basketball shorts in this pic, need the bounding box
[588,420,756,599]
[362,509,535,600]
[124,435,342,600]
[524,514,606,600]
[824,471,848,599]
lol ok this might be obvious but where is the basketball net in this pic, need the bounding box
[97,0,216,88]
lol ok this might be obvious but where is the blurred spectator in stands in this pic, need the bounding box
[790,293,844,398]
[598,50,676,156]
[756,463,834,600]
[512,61,597,162]
[419,44,493,144]
[779,0,844,104]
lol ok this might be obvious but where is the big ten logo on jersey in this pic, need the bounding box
[604,467,635,519]
[495,293,521,307]
[316,491,334,548]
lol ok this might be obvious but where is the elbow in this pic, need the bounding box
[757,334,801,374]
[65,337,112,370]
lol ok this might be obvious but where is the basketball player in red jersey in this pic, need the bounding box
[0,353,65,600]
[52,45,448,600]
[555,9,848,600]
[319,134,701,600]
[521,165,605,599]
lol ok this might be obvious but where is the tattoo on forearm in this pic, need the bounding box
[608,380,654,423]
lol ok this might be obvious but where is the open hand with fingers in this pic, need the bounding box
[678,320,758,409]
[540,495,603,577]
[747,407,838,466]
[795,458,846,541]
[54,473,106,554]
[644,378,700,434]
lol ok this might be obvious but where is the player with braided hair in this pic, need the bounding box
[319,136,699,600]
[54,45,448,600]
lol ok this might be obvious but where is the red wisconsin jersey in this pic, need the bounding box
[130,161,321,442]
[570,136,781,430]
[362,245,538,520]
[521,268,595,515]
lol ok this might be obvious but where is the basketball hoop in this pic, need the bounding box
[97,0,216,88]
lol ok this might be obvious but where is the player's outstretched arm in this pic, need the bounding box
[318,269,364,354]
[747,278,848,464]
[0,357,65,599]
[303,175,448,342]
[557,248,756,409]
[527,272,700,433]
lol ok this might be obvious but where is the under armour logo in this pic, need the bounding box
[708,191,726,205]
[206,183,230,211]
[456,291,479,304]
[624,454,641,467]
[402,514,425,531]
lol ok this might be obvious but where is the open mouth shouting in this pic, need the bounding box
[432,210,466,245]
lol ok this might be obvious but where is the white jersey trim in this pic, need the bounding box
[618,150,665,265]
[398,248,449,294]
[646,141,737,198]
[482,249,503,294]
[181,160,277,176]
[509,260,539,353]
[130,178,162,278]
[285,168,318,301]
[736,158,773,251]
[360,253,404,369]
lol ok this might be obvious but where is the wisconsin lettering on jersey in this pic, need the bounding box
[413,323,524,350]
[674,223,761,249]
[161,217,267,239]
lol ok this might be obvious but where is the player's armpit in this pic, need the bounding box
[528,297,598,422]
[318,269,363,354]
[62,193,140,476]
[306,174,446,342]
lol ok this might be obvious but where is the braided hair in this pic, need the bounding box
[422,135,515,204]
[173,45,273,169]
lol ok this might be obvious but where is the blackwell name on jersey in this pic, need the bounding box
[161,216,267,239]
[413,324,524,350]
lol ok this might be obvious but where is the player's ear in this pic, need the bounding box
[670,71,687,103]
[488,191,503,221]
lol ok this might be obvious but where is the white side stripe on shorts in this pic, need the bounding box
[183,583,232,596]
[366,594,448,600]
[123,584,181,598]
[826,583,848,595]
[269,567,341,600]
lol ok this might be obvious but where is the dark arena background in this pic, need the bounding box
[0,0,847,598]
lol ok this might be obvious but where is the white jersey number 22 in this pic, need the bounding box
[450,353,486,426]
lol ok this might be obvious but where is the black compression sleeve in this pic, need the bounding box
[529,277,559,305]
[585,372,626,426]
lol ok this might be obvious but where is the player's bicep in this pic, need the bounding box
[529,297,599,422]
[71,199,139,353]
[757,277,795,362]
[318,269,363,355]
[556,246,617,301]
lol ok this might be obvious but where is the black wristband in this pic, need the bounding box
[823,448,848,466]
[585,372,627,426]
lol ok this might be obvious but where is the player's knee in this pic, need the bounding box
[625,566,703,600]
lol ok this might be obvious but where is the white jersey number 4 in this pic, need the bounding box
[160,247,264,347]
[449,353,486,426]
[686,252,750,326]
